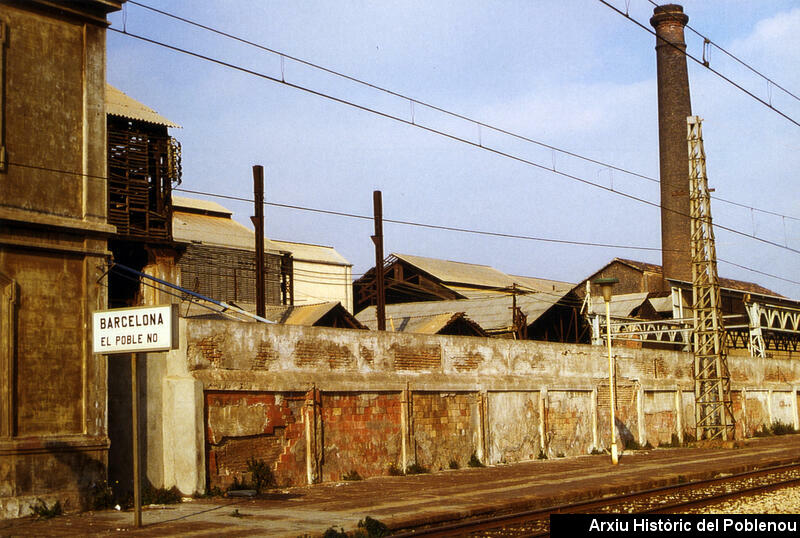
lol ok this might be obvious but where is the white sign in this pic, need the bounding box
[93,305,176,354]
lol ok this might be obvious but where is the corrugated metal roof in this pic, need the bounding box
[393,253,517,289]
[262,302,339,325]
[172,210,282,253]
[510,275,575,293]
[271,239,351,267]
[356,291,570,333]
[171,198,350,266]
[173,195,232,217]
[105,84,180,128]
[587,292,651,317]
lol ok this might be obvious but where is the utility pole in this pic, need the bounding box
[371,190,386,331]
[252,165,266,318]
[688,116,735,441]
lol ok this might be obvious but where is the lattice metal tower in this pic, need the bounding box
[688,116,735,441]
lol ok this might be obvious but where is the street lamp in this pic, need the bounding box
[594,277,619,465]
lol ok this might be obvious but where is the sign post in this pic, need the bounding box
[93,305,177,528]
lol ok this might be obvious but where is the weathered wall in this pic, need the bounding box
[138,319,800,494]
[0,1,121,519]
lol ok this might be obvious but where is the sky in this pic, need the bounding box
[106,1,800,302]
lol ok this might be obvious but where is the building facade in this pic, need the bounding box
[0,0,123,518]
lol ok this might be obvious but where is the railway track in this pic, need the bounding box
[390,462,800,537]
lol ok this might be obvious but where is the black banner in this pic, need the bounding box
[550,514,800,537]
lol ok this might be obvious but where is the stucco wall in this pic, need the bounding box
[0,1,119,518]
[146,318,800,494]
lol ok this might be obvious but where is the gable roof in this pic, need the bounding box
[581,257,782,298]
[356,290,572,334]
[392,253,517,290]
[261,302,364,328]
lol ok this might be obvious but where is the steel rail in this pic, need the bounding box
[389,461,800,537]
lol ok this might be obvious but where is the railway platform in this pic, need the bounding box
[2,435,799,537]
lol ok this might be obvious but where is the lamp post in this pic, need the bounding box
[595,277,619,465]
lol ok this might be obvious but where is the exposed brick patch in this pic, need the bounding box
[205,391,307,488]
[452,352,484,372]
[393,344,441,371]
[319,392,402,481]
[196,335,225,368]
[412,392,476,470]
[251,341,278,370]
[546,391,592,456]
[359,345,374,367]
[293,340,354,370]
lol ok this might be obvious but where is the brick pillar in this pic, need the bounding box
[651,4,692,284]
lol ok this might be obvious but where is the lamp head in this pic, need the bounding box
[593,277,618,303]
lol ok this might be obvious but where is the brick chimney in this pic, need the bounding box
[651,4,692,284]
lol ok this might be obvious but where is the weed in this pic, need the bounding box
[556,452,565,458]
[322,526,348,538]
[342,470,363,481]
[754,425,772,438]
[358,516,389,537]
[536,450,547,460]
[201,486,225,498]
[88,481,115,510]
[770,421,797,436]
[387,464,403,476]
[246,457,275,493]
[405,463,428,475]
[141,484,182,505]
[32,500,62,519]
[659,433,683,448]
[467,453,484,468]
[623,438,642,451]
[448,459,460,470]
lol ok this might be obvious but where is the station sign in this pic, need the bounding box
[92,304,177,354]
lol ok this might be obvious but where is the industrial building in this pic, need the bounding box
[1,0,799,519]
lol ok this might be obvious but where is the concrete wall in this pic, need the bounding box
[136,318,800,494]
[0,1,121,519]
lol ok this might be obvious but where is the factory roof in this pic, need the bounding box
[105,84,180,128]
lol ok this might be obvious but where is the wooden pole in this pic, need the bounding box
[131,353,142,527]
[371,191,386,331]
[252,165,266,317]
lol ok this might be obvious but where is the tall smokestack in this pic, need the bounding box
[651,4,692,285]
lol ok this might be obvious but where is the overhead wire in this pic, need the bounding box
[596,0,800,129]
[5,158,799,289]
[102,28,800,258]
[174,186,800,288]
[647,0,800,107]
[120,1,800,223]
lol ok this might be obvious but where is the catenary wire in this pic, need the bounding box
[5,159,798,288]
[173,187,800,287]
[596,0,800,128]
[122,0,800,223]
[103,29,800,258]
[647,0,800,106]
